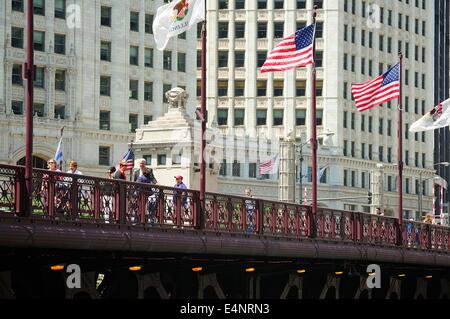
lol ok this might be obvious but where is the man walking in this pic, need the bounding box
[133,159,157,184]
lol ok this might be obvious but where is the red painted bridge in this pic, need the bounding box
[0,164,450,299]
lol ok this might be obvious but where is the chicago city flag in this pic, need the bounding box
[153,0,205,50]
[409,98,450,132]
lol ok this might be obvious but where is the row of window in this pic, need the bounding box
[99,111,152,134]
[216,21,323,39]
[11,100,65,119]
[11,27,66,54]
[218,0,323,10]
[344,0,427,27]
[11,64,66,90]
[343,169,428,196]
[99,150,177,167]
[216,108,322,127]
[210,79,322,97]
[12,0,66,18]
[343,140,427,167]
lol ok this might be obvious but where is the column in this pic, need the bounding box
[46,66,55,119]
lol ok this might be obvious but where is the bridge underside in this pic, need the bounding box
[1,217,450,299]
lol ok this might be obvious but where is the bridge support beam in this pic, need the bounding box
[440,279,450,299]
[0,272,14,299]
[64,272,100,299]
[354,276,372,299]
[136,272,169,299]
[319,274,340,299]
[197,273,226,299]
[413,278,428,299]
[385,276,402,299]
[280,273,303,299]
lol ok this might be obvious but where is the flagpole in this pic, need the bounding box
[397,52,404,240]
[24,0,34,217]
[58,126,64,171]
[129,140,134,182]
[311,5,318,222]
[199,0,207,226]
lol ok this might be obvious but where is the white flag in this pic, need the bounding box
[55,137,63,162]
[153,0,205,51]
[409,98,450,132]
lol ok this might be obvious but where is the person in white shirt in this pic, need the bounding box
[67,160,83,175]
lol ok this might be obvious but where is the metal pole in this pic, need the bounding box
[397,52,404,236]
[24,0,34,217]
[199,13,207,220]
[418,171,423,219]
[299,148,303,204]
[311,6,318,217]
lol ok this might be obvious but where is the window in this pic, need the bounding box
[220,160,227,176]
[369,32,373,48]
[343,82,348,99]
[219,0,228,9]
[34,0,45,15]
[257,23,267,38]
[422,74,425,89]
[53,0,66,18]
[54,34,65,54]
[55,70,65,91]
[163,84,171,101]
[351,55,355,72]
[144,116,153,125]
[99,147,110,166]
[33,103,44,117]
[257,51,266,67]
[218,80,228,96]
[129,80,139,99]
[129,114,138,133]
[316,110,323,126]
[235,22,245,38]
[273,80,283,96]
[235,80,245,96]
[130,46,139,65]
[273,110,283,126]
[405,124,409,139]
[361,115,365,131]
[297,0,306,9]
[12,100,24,115]
[361,143,366,159]
[34,67,44,88]
[163,51,172,70]
[387,120,392,136]
[101,7,112,26]
[100,76,111,96]
[296,109,306,126]
[217,109,228,126]
[11,27,23,48]
[256,80,267,96]
[234,109,244,126]
[12,0,23,12]
[368,145,373,160]
[351,112,355,129]
[145,14,153,33]
[144,82,153,101]
[405,151,410,166]
[218,51,228,67]
[343,140,348,156]
[387,37,392,53]
[316,51,323,67]
[218,22,228,38]
[351,142,355,157]
[274,0,284,9]
[422,21,426,36]
[54,105,65,119]
[351,26,355,43]
[178,52,186,72]
[101,41,111,61]
[422,153,426,168]
[34,31,45,52]
[379,35,383,51]
[368,116,372,132]
[379,146,383,162]
[422,47,425,63]
[130,12,139,31]
[235,51,245,68]
[274,22,284,38]
[249,163,257,178]
[344,170,348,186]
[145,48,153,67]
[99,111,110,130]
[406,178,410,194]
[316,80,323,96]
[235,0,245,9]
[343,53,348,70]
[258,0,267,9]
[387,176,392,192]
[379,119,383,135]
[316,22,323,39]
[362,172,367,189]
[387,147,392,163]
[351,171,356,187]
[12,64,22,86]
[343,111,348,128]
[257,109,267,126]
[178,31,186,40]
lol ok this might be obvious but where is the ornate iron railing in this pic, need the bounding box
[0,164,449,252]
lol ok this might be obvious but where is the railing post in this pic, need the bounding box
[193,191,202,229]
[242,198,247,233]
[396,220,403,247]
[139,188,146,225]
[93,180,100,220]
[257,199,264,235]
[157,189,165,224]
[118,181,126,224]
[309,206,316,238]
[47,174,55,218]
[175,190,182,227]
[70,176,78,220]
[212,195,218,230]
[15,167,26,216]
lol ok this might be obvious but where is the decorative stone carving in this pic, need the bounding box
[165,87,188,110]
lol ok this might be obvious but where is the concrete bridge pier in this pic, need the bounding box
[64,272,100,299]
[0,271,14,299]
[197,273,226,299]
[280,273,303,299]
[136,273,169,299]
[319,274,341,299]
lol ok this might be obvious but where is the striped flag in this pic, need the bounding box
[260,23,315,73]
[352,63,400,112]
[122,149,134,171]
[259,155,278,175]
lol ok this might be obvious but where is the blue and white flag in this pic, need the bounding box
[55,127,64,162]
[317,166,328,181]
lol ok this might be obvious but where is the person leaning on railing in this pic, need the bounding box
[244,188,255,234]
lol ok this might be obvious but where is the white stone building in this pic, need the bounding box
[0,0,197,176]
[199,0,436,218]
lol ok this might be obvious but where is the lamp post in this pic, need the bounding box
[418,162,449,218]
[296,131,334,204]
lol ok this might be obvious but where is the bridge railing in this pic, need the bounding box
[0,164,449,252]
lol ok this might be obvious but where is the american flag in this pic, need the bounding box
[260,23,315,73]
[259,155,278,175]
[352,63,400,112]
[122,148,134,171]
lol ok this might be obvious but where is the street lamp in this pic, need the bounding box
[296,131,334,204]
[418,162,449,218]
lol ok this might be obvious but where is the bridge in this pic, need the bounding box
[0,164,449,299]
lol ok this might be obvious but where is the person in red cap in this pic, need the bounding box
[173,175,187,207]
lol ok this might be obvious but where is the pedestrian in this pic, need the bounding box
[66,160,83,175]
[47,158,61,172]
[133,159,158,184]
[107,166,116,179]
[423,214,433,224]
[173,175,187,207]
[375,207,383,216]
[113,160,127,180]
[244,188,255,234]
[103,166,117,223]
[42,159,62,218]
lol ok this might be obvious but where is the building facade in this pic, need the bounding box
[200,0,436,218]
[0,0,197,176]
